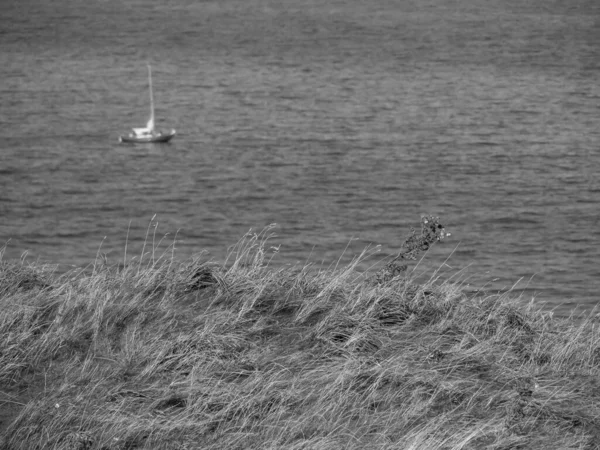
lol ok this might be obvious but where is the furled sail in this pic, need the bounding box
[146,117,155,132]
[147,64,155,133]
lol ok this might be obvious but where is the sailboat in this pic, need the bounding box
[119,64,176,143]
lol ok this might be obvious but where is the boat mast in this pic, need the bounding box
[147,64,155,131]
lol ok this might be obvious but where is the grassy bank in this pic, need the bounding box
[1,218,600,449]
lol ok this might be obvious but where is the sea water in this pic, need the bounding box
[1,0,599,314]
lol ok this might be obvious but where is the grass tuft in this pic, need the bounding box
[1,219,599,450]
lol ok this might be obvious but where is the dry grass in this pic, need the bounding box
[1,219,600,450]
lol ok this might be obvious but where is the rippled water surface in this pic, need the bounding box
[1,0,599,314]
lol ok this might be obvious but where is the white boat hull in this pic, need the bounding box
[119,129,176,144]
